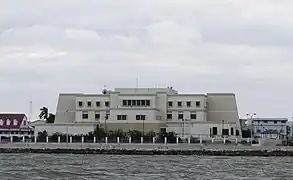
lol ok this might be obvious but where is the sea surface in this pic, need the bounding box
[0,154,293,180]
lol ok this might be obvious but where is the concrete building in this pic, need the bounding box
[34,87,242,138]
[252,118,288,139]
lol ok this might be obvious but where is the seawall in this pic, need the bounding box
[1,148,293,156]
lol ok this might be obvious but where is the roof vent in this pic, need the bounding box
[102,89,108,94]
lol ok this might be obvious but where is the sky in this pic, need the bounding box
[0,0,293,120]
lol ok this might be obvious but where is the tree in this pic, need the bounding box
[39,107,55,123]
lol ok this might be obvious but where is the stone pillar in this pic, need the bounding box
[117,137,120,144]
[34,136,37,143]
[105,137,108,144]
[46,136,49,143]
[10,136,13,143]
[70,136,72,143]
[176,137,179,144]
[164,137,167,144]
[235,138,238,144]
[129,137,131,144]
[93,137,96,143]
[212,138,214,144]
[200,138,203,144]
[152,137,155,144]
[141,137,143,144]
[22,136,25,143]
[81,136,84,144]
[58,136,61,143]
[223,137,226,144]
[188,137,190,144]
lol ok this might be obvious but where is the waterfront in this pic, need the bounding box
[1,154,293,180]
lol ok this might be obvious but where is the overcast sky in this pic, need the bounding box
[1,0,293,120]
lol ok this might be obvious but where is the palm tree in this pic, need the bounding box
[39,107,55,123]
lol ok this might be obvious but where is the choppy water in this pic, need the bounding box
[0,154,293,180]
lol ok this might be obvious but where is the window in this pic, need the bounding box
[230,127,234,135]
[178,112,183,119]
[13,119,18,126]
[167,112,172,120]
[96,101,100,107]
[263,121,268,123]
[127,100,131,106]
[281,121,286,123]
[82,111,88,119]
[132,100,136,106]
[95,112,100,120]
[196,101,200,107]
[160,128,167,133]
[117,115,127,120]
[105,101,110,107]
[168,101,173,107]
[87,101,92,107]
[6,119,11,125]
[190,112,196,119]
[122,100,127,106]
[136,115,146,120]
[177,101,182,107]
[186,101,191,107]
[222,129,229,136]
[274,121,277,124]
[141,100,146,106]
[257,129,261,133]
[236,130,239,136]
[78,101,83,107]
[0,119,3,125]
[136,100,141,106]
[146,100,150,106]
[212,127,218,135]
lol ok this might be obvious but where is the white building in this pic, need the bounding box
[252,118,288,139]
[35,87,242,138]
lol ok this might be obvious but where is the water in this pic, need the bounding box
[0,154,293,180]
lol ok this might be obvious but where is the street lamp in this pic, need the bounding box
[246,112,256,144]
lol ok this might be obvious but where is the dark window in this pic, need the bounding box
[222,129,229,136]
[122,100,127,106]
[127,100,131,106]
[160,128,167,133]
[136,100,141,106]
[190,113,196,119]
[82,112,88,119]
[118,115,127,120]
[263,121,268,123]
[96,101,100,107]
[105,101,110,107]
[95,113,100,120]
[141,100,146,106]
[212,127,217,135]
[274,121,277,124]
[281,121,286,123]
[231,127,234,135]
[257,129,261,133]
[168,101,173,107]
[146,100,150,106]
[132,100,136,106]
[186,101,191,107]
[196,101,200,107]
[87,101,91,107]
[167,113,172,119]
[178,112,183,119]
[78,101,83,107]
[136,115,146,120]
[177,101,182,107]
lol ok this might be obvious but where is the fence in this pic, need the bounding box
[0,135,259,145]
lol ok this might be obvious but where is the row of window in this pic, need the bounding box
[122,100,151,107]
[253,120,287,124]
[0,119,19,126]
[167,112,197,120]
[168,101,200,107]
[81,112,147,121]
[78,101,110,108]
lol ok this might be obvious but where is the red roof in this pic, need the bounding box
[0,114,27,129]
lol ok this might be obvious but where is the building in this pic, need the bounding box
[252,118,288,139]
[34,87,242,138]
[0,114,33,137]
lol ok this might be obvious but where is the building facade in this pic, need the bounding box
[252,118,288,139]
[0,114,33,138]
[35,87,242,138]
